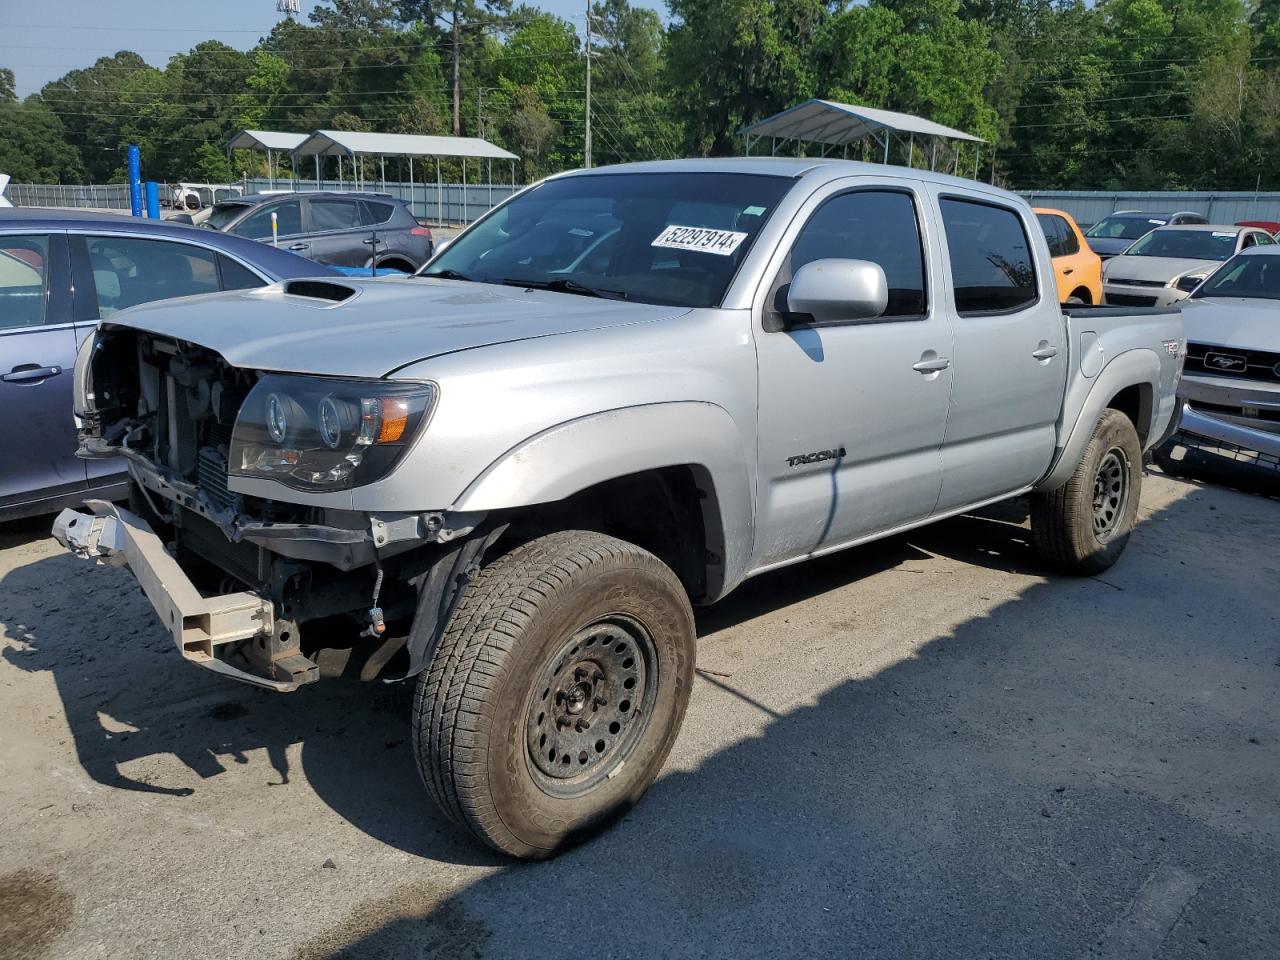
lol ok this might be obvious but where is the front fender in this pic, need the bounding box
[1035,348,1162,492]
[451,402,754,599]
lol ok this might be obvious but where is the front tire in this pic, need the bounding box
[412,530,696,858]
[1030,409,1143,575]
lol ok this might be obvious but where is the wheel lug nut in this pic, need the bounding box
[593,695,607,707]
[574,667,589,681]
[592,670,604,683]
[575,717,591,732]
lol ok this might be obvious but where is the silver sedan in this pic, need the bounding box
[1103,224,1277,307]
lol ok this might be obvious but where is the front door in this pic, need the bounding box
[929,189,1067,513]
[753,180,955,570]
[0,232,83,509]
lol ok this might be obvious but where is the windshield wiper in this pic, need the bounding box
[501,277,628,300]
[419,268,474,281]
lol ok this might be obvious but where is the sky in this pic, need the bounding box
[1,0,664,99]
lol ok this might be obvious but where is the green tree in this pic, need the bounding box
[193,143,234,182]
[0,67,15,103]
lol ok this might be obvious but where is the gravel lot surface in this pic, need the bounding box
[1,470,1277,960]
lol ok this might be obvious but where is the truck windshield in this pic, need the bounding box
[420,172,791,307]
[1191,254,1280,301]
[1125,229,1236,261]
[1086,215,1167,240]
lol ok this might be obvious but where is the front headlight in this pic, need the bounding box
[1175,274,1206,293]
[229,375,436,491]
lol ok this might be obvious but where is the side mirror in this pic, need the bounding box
[169,213,194,225]
[786,258,888,324]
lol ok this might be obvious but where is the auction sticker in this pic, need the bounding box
[652,224,747,256]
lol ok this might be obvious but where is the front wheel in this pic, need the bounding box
[1030,409,1143,575]
[412,530,696,858]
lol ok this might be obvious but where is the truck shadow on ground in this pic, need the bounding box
[289,488,1280,959]
[3,484,1279,958]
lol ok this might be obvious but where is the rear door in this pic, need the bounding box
[0,231,83,510]
[929,189,1067,513]
[304,197,368,267]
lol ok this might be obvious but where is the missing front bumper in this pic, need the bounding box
[52,501,314,692]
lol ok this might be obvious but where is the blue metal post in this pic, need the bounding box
[127,145,142,217]
[144,181,160,219]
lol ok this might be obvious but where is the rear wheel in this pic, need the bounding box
[1030,409,1143,575]
[412,530,696,858]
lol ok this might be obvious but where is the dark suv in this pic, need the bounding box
[201,192,433,272]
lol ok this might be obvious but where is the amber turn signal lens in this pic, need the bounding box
[376,398,411,443]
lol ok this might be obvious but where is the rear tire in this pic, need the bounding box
[1030,409,1143,575]
[412,530,696,859]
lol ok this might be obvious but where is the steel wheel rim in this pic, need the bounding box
[1092,447,1129,542]
[524,615,657,798]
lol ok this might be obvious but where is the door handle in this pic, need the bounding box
[288,242,310,251]
[912,355,951,373]
[1063,267,1074,275]
[1032,345,1059,361]
[3,365,61,383]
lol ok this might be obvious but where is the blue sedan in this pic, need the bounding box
[0,211,339,522]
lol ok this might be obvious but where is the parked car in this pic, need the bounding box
[1035,207,1103,304]
[200,191,432,272]
[1157,246,1280,475]
[0,210,339,522]
[55,159,1182,859]
[1102,224,1276,307]
[1084,210,1207,259]
[1235,219,1280,236]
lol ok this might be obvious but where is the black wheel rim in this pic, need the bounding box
[1092,447,1129,542]
[524,615,658,798]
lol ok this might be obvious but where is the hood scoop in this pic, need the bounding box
[282,279,358,304]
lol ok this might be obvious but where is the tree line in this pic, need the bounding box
[3,0,1280,191]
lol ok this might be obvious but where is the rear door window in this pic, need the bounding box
[309,198,363,232]
[940,198,1038,315]
[84,236,220,316]
[1037,214,1067,257]
[0,235,50,329]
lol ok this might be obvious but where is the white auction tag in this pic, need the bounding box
[652,224,747,256]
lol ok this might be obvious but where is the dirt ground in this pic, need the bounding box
[0,468,1276,960]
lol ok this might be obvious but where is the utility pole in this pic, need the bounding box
[584,0,592,168]
[451,3,462,137]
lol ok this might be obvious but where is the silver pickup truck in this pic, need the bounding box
[53,159,1184,858]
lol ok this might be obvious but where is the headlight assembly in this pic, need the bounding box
[229,375,436,491]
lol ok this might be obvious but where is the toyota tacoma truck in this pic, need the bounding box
[53,159,1184,859]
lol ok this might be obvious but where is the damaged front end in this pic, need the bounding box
[59,326,487,690]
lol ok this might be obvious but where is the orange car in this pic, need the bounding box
[1034,207,1103,305]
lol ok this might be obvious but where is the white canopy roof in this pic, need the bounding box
[226,130,309,152]
[294,130,518,161]
[740,99,985,146]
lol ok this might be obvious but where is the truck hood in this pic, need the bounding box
[1104,255,1221,285]
[106,277,690,378]
[1180,298,1280,352]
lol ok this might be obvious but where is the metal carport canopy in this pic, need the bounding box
[739,99,985,147]
[226,130,309,152]
[293,130,518,161]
